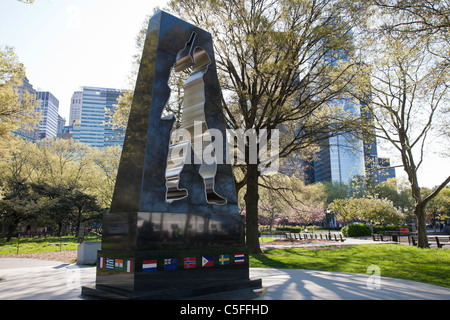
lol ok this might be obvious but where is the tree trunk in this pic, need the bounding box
[245,163,262,254]
[57,222,63,237]
[76,207,82,237]
[6,224,17,242]
[415,204,429,248]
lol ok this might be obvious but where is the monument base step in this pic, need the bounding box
[81,278,263,300]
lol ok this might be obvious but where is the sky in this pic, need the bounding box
[1,0,448,189]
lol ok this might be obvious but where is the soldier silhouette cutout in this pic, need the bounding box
[164,32,227,205]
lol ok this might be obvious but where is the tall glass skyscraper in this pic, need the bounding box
[305,103,395,185]
[72,86,124,148]
[313,101,366,184]
[36,91,60,139]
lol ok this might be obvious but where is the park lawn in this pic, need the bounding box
[0,235,101,255]
[250,244,450,288]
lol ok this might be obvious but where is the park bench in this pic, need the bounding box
[399,228,409,235]
[373,234,384,241]
[410,236,450,248]
[318,233,345,242]
[288,232,346,242]
[286,233,301,240]
[435,237,450,248]
[382,230,411,242]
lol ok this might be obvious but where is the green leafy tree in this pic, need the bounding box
[353,197,404,225]
[31,183,74,236]
[89,145,122,208]
[0,180,37,241]
[0,46,40,158]
[329,198,354,225]
[372,178,413,214]
[322,181,350,205]
[424,187,450,231]
[71,190,102,236]
[0,138,110,237]
[330,196,404,226]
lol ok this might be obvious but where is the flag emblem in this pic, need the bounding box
[115,259,124,271]
[164,258,177,270]
[219,254,230,265]
[184,257,196,269]
[106,258,114,270]
[202,256,213,267]
[143,260,157,272]
[125,260,133,273]
[235,254,245,263]
[98,257,105,269]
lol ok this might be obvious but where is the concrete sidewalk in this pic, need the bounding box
[0,258,449,300]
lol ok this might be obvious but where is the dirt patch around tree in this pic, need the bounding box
[262,238,350,249]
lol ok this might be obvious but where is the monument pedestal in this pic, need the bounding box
[82,247,262,300]
[82,212,263,300]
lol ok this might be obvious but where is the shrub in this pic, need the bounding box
[341,223,372,237]
[275,226,302,233]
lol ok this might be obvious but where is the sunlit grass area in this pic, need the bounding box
[0,235,101,255]
[250,244,450,288]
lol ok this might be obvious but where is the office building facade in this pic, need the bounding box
[14,78,40,141]
[304,110,395,185]
[69,91,83,126]
[312,99,366,184]
[72,86,124,148]
[36,91,60,139]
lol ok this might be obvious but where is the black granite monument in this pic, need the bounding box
[81,10,262,300]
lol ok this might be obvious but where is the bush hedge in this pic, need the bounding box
[275,226,302,233]
[341,224,372,237]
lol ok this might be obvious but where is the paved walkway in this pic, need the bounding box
[1,257,449,300]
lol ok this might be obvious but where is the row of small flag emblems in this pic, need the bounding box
[98,257,133,272]
[142,254,245,272]
[98,254,245,272]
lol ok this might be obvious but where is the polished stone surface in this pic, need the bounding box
[101,212,244,251]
